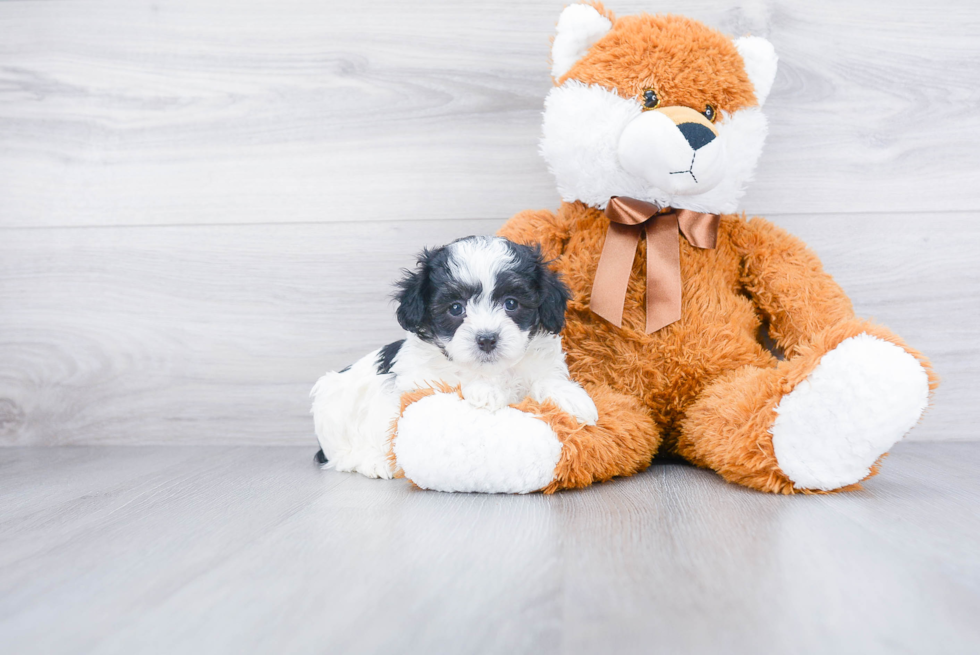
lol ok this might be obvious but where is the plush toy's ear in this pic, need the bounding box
[551,3,613,80]
[734,36,778,106]
[535,255,572,335]
[394,248,437,334]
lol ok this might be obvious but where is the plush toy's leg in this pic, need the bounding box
[677,319,937,494]
[390,384,660,494]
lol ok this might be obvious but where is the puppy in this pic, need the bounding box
[311,235,598,479]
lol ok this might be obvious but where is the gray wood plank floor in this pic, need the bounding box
[2,442,979,654]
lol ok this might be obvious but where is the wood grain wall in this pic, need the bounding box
[1,0,977,445]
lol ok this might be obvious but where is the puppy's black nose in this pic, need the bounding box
[677,122,715,150]
[476,333,498,353]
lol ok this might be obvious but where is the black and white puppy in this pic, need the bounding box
[311,236,598,479]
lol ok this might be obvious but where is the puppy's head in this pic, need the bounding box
[395,236,570,369]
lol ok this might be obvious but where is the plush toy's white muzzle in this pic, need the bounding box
[617,108,727,196]
[539,81,768,213]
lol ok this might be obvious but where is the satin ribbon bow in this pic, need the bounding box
[590,196,720,334]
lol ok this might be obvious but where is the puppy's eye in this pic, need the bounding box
[703,104,716,122]
[503,298,519,311]
[642,89,660,111]
[448,302,464,317]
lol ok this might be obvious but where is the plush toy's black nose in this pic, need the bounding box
[476,333,498,353]
[677,122,716,150]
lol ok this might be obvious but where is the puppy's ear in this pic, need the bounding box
[534,248,571,334]
[394,247,437,333]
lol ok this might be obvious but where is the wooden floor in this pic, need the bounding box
[2,443,979,654]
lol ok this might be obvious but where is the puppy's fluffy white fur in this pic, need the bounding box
[311,236,596,479]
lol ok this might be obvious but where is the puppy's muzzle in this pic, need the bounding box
[476,332,499,354]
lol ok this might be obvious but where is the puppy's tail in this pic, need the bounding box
[313,448,333,469]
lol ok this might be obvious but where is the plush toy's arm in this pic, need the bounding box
[731,216,856,357]
[497,208,572,261]
[389,383,662,494]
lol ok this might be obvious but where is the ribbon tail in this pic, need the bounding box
[591,222,642,328]
[676,210,720,249]
[644,214,682,334]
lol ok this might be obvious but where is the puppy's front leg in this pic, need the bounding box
[531,378,599,425]
[462,378,511,412]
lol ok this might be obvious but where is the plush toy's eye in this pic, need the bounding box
[703,104,716,122]
[642,89,660,110]
[449,302,464,316]
[503,298,519,311]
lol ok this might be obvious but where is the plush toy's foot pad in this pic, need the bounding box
[394,392,562,494]
[771,333,930,491]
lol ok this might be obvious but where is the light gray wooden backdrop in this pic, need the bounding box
[1,0,977,446]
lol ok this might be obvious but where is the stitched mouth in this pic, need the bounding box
[669,152,698,183]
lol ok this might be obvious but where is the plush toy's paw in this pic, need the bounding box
[393,392,562,494]
[461,379,511,412]
[771,333,930,491]
[531,379,598,425]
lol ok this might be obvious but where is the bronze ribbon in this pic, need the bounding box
[591,196,719,333]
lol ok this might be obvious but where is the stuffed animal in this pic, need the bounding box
[388,1,937,494]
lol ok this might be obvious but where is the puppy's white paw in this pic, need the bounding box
[532,379,599,425]
[356,452,395,480]
[327,449,394,480]
[462,379,511,412]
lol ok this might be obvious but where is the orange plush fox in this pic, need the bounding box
[389,2,937,494]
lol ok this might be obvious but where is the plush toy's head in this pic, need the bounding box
[541,2,778,214]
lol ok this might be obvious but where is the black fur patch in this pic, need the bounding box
[428,277,480,343]
[394,241,476,345]
[394,245,446,342]
[494,241,571,335]
[338,364,351,373]
[375,339,405,375]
